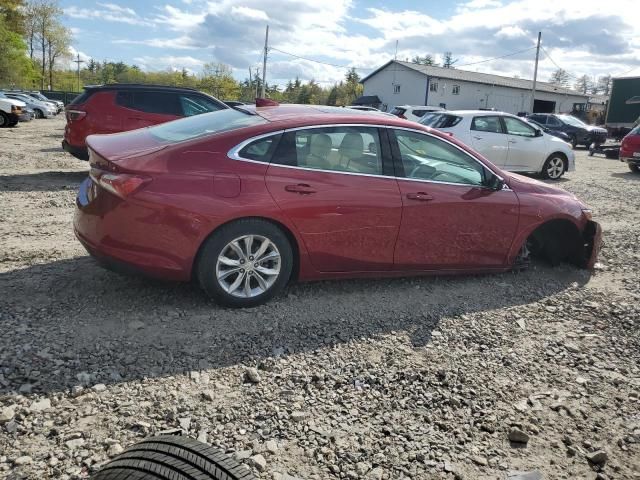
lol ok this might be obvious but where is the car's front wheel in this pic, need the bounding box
[34,109,43,119]
[541,154,566,180]
[197,219,293,308]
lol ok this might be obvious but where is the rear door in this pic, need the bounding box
[502,116,546,171]
[469,115,509,167]
[115,90,182,130]
[265,125,402,272]
[390,128,519,269]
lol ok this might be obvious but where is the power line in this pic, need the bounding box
[456,46,536,67]
[269,47,371,71]
[539,45,578,79]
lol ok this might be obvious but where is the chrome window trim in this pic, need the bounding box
[226,123,508,189]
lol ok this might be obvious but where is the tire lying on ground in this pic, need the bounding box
[91,435,255,480]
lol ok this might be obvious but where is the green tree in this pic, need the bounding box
[45,22,70,89]
[0,0,26,33]
[0,12,37,87]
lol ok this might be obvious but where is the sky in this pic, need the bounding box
[61,0,640,87]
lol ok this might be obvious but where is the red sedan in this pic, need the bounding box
[620,124,640,173]
[74,102,602,307]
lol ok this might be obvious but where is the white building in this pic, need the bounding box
[359,60,589,115]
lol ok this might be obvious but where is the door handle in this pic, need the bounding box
[473,136,483,140]
[508,139,517,144]
[406,192,433,201]
[285,183,316,195]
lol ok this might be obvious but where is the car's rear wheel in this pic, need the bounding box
[90,435,254,479]
[541,154,566,180]
[197,219,293,308]
[34,109,43,119]
[629,163,640,173]
[0,112,8,128]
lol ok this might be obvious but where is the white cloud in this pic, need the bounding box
[65,3,153,26]
[81,0,640,87]
[132,55,205,71]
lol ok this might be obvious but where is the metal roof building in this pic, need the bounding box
[360,60,589,115]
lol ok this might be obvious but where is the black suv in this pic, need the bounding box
[527,113,607,148]
[63,84,227,160]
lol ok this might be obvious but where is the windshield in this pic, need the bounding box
[558,115,586,127]
[148,108,267,143]
[419,112,462,128]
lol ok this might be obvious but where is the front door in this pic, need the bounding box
[468,115,509,167]
[266,126,402,272]
[502,115,545,171]
[390,128,519,269]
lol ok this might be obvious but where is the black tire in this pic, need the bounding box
[34,109,43,119]
[629,163,640,173]
[197,219,293,308]
[0,112,8,128]
[91,435,254,480]
[8,121,18,127]
[541,154,566,180]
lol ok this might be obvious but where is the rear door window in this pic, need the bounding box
[116,91,182,116]
[236,134,282,162]
[471,116,504,133]
[390,107,407,117]
[273,126,383,175]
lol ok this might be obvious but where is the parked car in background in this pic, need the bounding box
[25,91,64,113]
[390,105,444,122]
[74,103,601,308]
[620,125,640,173]
[347,105,381,111]
[0,92,24,127]
[527,113,608,149]
[420,110,575,180]
[64,84,228,160]
[526,118,572,143]
[3,92,56,119]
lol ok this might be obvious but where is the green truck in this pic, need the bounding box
[606,76,640,138]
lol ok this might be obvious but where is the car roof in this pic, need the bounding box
[83,83,201,93]
[393,105,442,109]
[235,104,439,131]
[446,110,519,117]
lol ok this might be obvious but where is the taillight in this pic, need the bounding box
[11,105,22,114]
[66,109,87,122]
[90,168,150,199]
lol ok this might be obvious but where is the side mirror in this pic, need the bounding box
[535,129,544,137]
[488,174,505,191]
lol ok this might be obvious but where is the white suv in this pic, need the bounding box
[389,105,444,122]
[420,110,575,180]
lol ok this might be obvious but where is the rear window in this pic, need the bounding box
[419,113,462,128]
[148,109,267,143]
[69,90,94,106]
[116,91,182,116]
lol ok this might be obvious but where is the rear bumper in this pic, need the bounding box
[74,177,193,282]
[62,140,89,160]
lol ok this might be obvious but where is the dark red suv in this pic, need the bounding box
[63,84,227,159]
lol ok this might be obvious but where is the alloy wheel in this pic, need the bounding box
[546,157,565,179]
[215,234,281,298]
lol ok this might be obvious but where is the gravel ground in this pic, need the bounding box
[0,117,639,480]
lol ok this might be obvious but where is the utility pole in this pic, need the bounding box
[530,31,541,114]
[73,53,85,93]
[254,67,259,99]
[248,68,253,100]
[261,25,269,98]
